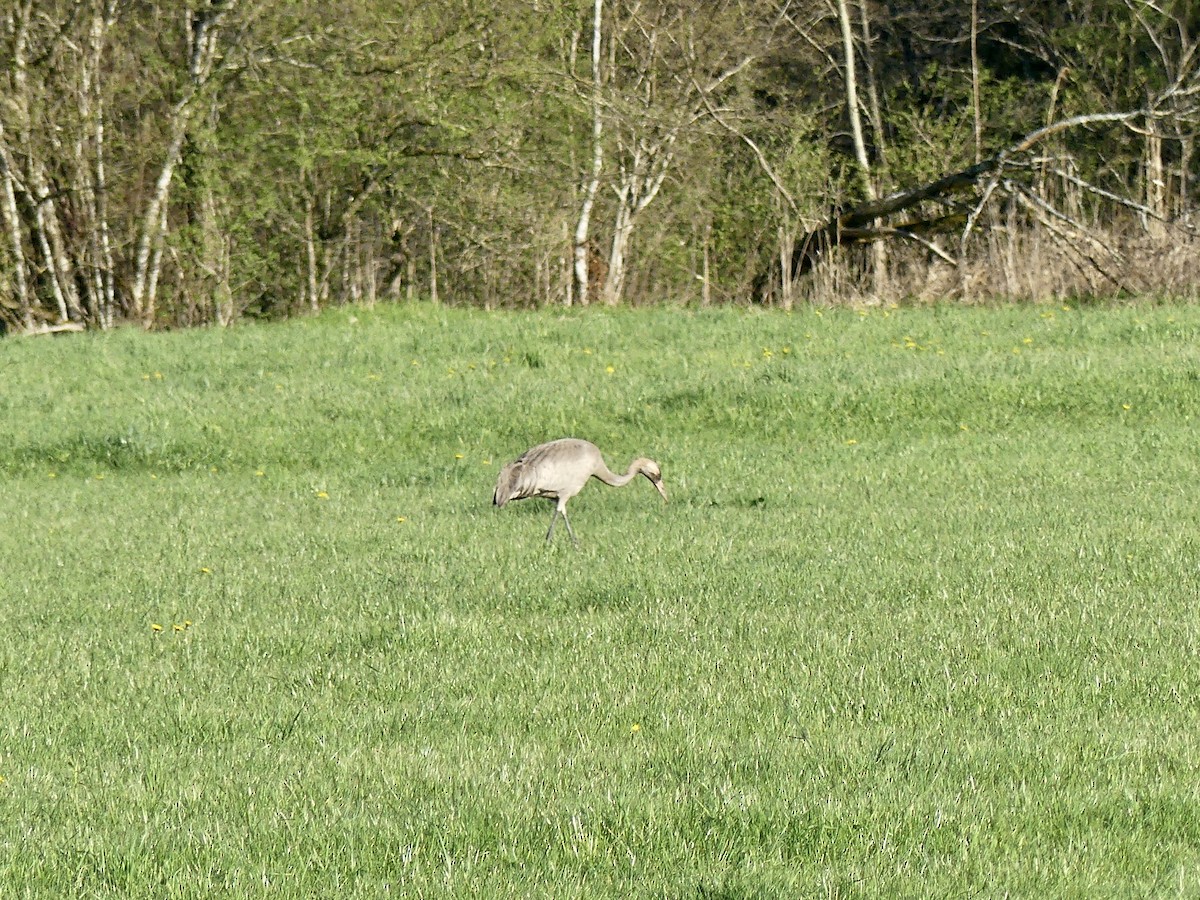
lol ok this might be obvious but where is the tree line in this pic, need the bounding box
[2,0,1198,332]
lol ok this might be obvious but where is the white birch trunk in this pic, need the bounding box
[130,122,188,323]
[10,5,79,322]
[81,2,117,328]
[130,2,233,325]
[837,0,875,203]
[92,81,116,328]
[970,0,982,164]
[573,0,604,307]
[0,131,31,328]
[602,134,674,305]
[837,0,885,296]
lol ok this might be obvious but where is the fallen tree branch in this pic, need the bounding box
[755,109,1145,298]
[837,226,959,265]
[16,321,87,336]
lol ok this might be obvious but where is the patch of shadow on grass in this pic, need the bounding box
[5,428,227,474]
[567,577,649,613]
[672,881,774,900]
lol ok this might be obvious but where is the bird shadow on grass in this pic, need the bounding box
[693,494,769,509]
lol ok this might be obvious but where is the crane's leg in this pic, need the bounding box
[545,500,579,547]
[560,509,579,547]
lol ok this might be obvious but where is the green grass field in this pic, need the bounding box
[2,302,1199,897]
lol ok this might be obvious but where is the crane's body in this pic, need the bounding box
[493,438,667,544]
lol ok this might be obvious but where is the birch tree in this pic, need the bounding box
[128,1,239,324]
[592,0,774,305]
[0,2,81,325]
[572,0,605,306]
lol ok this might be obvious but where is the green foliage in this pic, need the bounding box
[2,305,1200,896]
[3,1,1196,324]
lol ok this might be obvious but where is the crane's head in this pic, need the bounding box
[638,459,668,502]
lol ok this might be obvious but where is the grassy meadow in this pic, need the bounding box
[2,301,1199,897]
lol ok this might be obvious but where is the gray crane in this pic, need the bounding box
[493,438,667,544]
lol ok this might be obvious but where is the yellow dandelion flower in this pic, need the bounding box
[1023,337,1033,345]
[845,439,858,446]
[315,490,329,499]
[396,516,407,523]
[482,459,491,465]
[630,723,641,734]
[605,365,615,375]
[48,472,57,478]
[1122,403,1131,411]
[255,470,265,477]
[184,620,193,628]
[454,453,464,460]
[151,623,163,633]
[200,567,212,574]
[173,623,185,633]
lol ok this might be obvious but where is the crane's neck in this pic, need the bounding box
[594,459,648,488]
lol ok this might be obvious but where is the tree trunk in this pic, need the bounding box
[8,4,80,323]
[1145,120,1166,237]
[130,2,233,325]
[428,206,439,304]
[837,0,886,296]
[76,2,118,328]
[0,130,31,329]
[837,0,875,204]
[573,0,604,307]
[304,192,319,313]
[970,0,982,165]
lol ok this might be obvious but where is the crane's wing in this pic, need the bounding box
[493,459,532,507]
[493,439,601,507]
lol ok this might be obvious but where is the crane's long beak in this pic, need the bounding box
[653,479,668,502]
